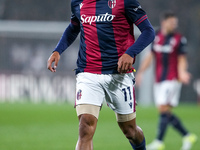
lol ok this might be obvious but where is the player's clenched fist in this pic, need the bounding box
[47,51,60,72]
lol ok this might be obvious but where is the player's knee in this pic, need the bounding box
[79,114,97,140]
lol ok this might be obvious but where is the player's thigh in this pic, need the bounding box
[170,80,182,106]
[105,73,136,117]
[116,112,136,122]
[75,73,104,118]
[154,82,167,106]
[76,104,101,119]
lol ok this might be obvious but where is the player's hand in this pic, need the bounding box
[47,51,60,72]
[118,54,133,74]
[178,71,191,85]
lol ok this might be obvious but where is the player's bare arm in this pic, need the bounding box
[178,54,191,84]
[47,51,60,72]
[135,51,153,86]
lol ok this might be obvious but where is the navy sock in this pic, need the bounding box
[130,138,146,150]
[169,113,188,136]
[157,113,170,141]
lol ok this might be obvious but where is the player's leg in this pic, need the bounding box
[167,111,197,150]
[146,106,170,150]
[104,73,146,150]
[148,80,197,150]
[147,81,173,150]
[166,81,188,136]
[75,105,101,150]
[75,73,104,150]
[165,81,197,150]
[155,81,185,142]
[117,114,146,150]
[157,104,197,150]
[156,104,173,141]
[167,110,188,137]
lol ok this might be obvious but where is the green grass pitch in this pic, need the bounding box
[0,103,199,150]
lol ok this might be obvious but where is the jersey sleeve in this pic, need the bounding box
[124,0,147,25]
[71,13,80,27]
[53,14,80,54]
[125,19,155,57]
[178,36,187,54]
[124,0,155,57]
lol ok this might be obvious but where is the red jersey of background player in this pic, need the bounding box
[152,30,187,82]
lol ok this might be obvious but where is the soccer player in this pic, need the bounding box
[136,11,197,150]
[47,0,155,149]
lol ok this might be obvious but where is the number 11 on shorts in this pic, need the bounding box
[122,86,132,102]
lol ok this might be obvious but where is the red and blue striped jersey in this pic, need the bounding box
[71,0,148,74]
[152,30,187,82]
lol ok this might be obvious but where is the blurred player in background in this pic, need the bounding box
[47,0,155,150]
[136,11,197,150]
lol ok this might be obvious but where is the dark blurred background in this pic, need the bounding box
[0,0,199,104]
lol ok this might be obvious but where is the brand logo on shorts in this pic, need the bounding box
[129,102,133,109]
[77,89,82,100]
[108,0,116,9]
[132,79,135,85]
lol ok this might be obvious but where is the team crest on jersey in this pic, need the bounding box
[77,89,82,100]
[108,0,116,9]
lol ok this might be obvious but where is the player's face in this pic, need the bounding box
[162,17,178,34]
